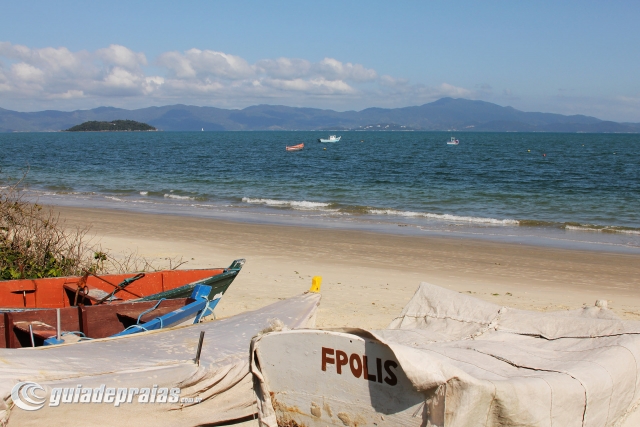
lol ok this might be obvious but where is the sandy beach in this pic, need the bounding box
[53,206,640,328]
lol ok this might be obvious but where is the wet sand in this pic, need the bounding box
[54,206,640,328]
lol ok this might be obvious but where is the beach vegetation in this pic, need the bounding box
[1,170,181,280]
[1,174,97,279]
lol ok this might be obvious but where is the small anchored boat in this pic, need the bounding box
[447,136,459,145]
[286,143,304,151]
[318,135,341,143]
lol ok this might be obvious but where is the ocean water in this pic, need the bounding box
[1,131,639,253]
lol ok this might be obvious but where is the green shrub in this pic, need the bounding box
[0,172,102,279]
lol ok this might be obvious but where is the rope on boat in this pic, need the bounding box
[197,298,211,324]
[120,324,149,333]
[61,331,94,341]
[195,295,219,323]
[136,298,166,324]
[61,331,86,337]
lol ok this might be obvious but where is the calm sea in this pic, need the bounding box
[1,131,639,253]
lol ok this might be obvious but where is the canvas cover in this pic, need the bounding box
[255,283,640,426]
[0,291,321,426]
[376,283,640,426]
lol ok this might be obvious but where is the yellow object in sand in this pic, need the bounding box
[310,276,322,293]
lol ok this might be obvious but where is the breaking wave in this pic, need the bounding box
[520,220,640,234]
[368,209,520,225]
[564,224,640,235]
[164,194,196,200]
[21,186,640,237]
[242,197,336,210]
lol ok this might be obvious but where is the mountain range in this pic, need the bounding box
[1,98,639,133]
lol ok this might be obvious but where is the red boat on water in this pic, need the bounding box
[286,143,304,151]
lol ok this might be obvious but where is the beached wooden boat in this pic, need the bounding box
[0,280,323,426]
[286,143,304,151]
[252,283,640,427]
[1,261,245,348]
[2,295,195,348]
[33,283,222,347]
[0,259,244,309]
[252,329,419,427]
[109,284,218,339]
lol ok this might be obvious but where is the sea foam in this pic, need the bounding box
[565,224,640,235]
[368,209,519,225]
[164,194,195,200]
[242,197,333,210]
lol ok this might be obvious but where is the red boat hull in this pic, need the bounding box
[0,269,226,309]
[286,143,304,151]
[1,297,193,348]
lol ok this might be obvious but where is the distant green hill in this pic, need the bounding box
[2,99,639,132]
[65,120,156,132]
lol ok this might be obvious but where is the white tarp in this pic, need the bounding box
[254,283,640,426]
[379,283,640,426]
[0,291,321,426]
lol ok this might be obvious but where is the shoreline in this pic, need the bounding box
[33,194,640,255]
[53,205,640,328]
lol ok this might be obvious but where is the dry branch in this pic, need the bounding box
[1,169,182,279]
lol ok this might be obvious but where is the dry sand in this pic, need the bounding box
[54,206,640,328]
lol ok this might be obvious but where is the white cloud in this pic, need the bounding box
[160,78,225,96]
[48,89,84,99]
[437,83,473,98]
[263,77,355,94]
[255,57,312,80]
[96,44,147,71]
[105,67,139,88]
[254,57,377,83]
[0,43,91,78]
[158,48,253,80]
[11,63,45,82]
[315,58,377,82]
[379,75,409,87]
[0,41,488,113]
[0,42,159,100]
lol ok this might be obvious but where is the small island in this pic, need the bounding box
[65,120,157,132]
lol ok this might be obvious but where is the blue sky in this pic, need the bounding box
[1,1,639,121]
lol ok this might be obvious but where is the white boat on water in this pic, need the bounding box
[447,136,459,145]
[318,135,341,143]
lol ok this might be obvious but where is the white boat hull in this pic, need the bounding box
[252,282,640,427]
[252,330,430,427]
[318,136,341,143]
